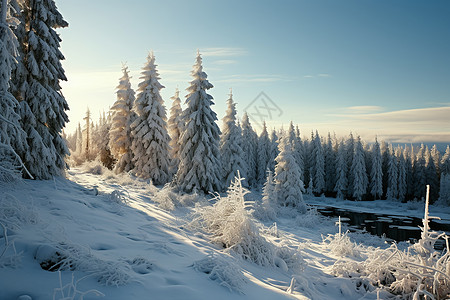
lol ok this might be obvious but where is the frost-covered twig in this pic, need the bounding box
[53,271,104,300]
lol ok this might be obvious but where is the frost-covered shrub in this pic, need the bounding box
[0,193,39,230]
[152,184,202,211]
[53,271,104,300]
[35,243,131,286]
[107,190,129,206]
[192,174,305,272]
[322,231,361,258]
[331,186,450,299]
[193,252,247,293]
[295,207,322,228]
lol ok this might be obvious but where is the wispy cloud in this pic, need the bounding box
[303,73,332,79]
[324,106,450,143]
[346,106,384,114]
[212,59,238,65]
[216,74,293,83]
[201,47,247,57]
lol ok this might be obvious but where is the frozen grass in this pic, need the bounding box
[53,271,105,300]
[193,252,247,293]
[330,186,450,299]
[191,174,305,273]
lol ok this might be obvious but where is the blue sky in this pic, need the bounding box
[57,0,450,144]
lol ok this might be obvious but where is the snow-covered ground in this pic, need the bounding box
[0,165,447,300]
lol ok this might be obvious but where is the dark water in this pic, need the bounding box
[314,205,450,250]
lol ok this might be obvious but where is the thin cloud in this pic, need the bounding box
[212,59,238,65]
[346,106,384,113]
[303,73,332,79]
[216,74,293,83]
[323,106,450,143]
[201,47,247,57]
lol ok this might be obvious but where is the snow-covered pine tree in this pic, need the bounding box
[15,0,69,178]
[241,113,258,187]
[274,135,306,212]
[130,52,171,185]
[0,0,28,181]
[442,145,450,176]
[396,146,407,202]
[324,132,336,195]
[168,88,183,176]
[311,130,325,195]
[345,132,355,197]
[381,140,390,198]
[97,112,115,169]
[414,144,427,200]
[386,144,398,200]
[83,108,91,161]
[109,65,136,174]
[334,139,348,199]
[256,121,270,185]
[176,51,222,193]
[75,122,82,156]
[351,136,368,200]
[258,169,277,220]
[369,137,383,200]
[303,131,314,191]
[424,146,439,202]
[294,125,305,183]
[267,128,279,174]
[220,90,246,188]
[404,145,414,200]
[430,144,441,176]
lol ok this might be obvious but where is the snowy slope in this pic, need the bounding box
[0,165,413,300]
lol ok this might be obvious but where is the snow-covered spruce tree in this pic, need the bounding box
[130,52,171,185]
[311,130,325,195]
[0,0,28,181]
[334,139,348,199]
[286,122,304,184]
[424,146,439,202]
[240,112,258,187]
[255,169,277,221]
[404,146,414,200]
[345,132,355,198]
[267,128,279,174]
[380,140,390,198]
[396,146,407,202]
[413,144,427,200]
[386,145,398,200]
[168,88,183,176]
[324,132,336,195]
[220,90,246,188]
[294,125,305,183]
[83,108,92,161]
[15,0,69,179]
[256,121,270,185]
[176,52,222,193]
[369,137,383,200]
[109,65,136,174]
[441,145,450,176]
[274,135,306,212]
[351,136,368,200]
[430,144,441,177]
[97,112,115,169]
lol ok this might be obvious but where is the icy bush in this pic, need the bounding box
[295,206,322,228]
[0,193,39,230]
[191,174,305,272]
[330,186,450,299]
[322,231,361,258]
[193,252,247,293]
[152,184,202,211]
[53,271,104,300]
[107,190,129,206]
